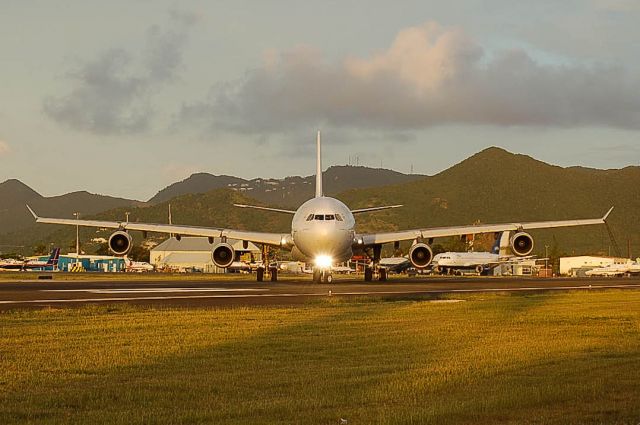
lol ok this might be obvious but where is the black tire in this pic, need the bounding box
[256,267,264,282]
[364,267,373,282]
[269,267,278,282]
[379,268,387,282]
[325,273,333,283]
[313,269,322,283]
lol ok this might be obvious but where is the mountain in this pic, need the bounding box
[338,147,640,255]
[149,173,247,204]
[1,189,292,255]
[4,147,639,257]
[0,180,143,246]
[149,165,425,207]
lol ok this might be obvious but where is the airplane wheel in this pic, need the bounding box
[313,269,322,283]
[269,266,278,282]
[379,268,387,282]
[325,273,333,283]
[256,267,264,282]
[364,267,373,282]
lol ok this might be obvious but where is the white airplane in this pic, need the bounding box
[124,258,155,272]
[431,231,532,275]
[432,252,502,275]
[27,132,614,283]
[0,248,60,271]
[585,261,640,277]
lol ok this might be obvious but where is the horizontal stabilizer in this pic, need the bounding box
[603,206,614,221]
[233,204,296,214]
[351,205,403,214]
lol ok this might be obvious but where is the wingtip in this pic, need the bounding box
[603,206,614,221]
[26,204,38,220]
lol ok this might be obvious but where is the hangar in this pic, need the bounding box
[150,237,261,273]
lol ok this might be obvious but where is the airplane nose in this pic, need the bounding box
[294,227,351,257]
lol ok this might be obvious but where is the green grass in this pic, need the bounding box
[1,291,640,424]
[0,271,262,282]
[0,272,339,282]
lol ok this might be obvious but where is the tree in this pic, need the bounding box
[128,245,151,262]
[33,244,48,256]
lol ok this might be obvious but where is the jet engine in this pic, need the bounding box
[409,243,433,268]
[510,232,534,256]
[211,242,235,268]
[109,231,132,255]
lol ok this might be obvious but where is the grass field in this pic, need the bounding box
[0,271,369,282]
[0,271,261,282]
[1,291,640,424]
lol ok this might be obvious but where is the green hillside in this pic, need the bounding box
[340,147,639,256]
[3,147,638,258]
[0,179,142,250]
[149,165,425,207]
[2,190,292,255]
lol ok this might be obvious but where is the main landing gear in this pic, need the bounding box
[364,265,387,282]
[363,244,388,282]
[256,265,279,282]
[313,269,332,283]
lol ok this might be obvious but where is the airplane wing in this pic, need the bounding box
[357,207,614,246]
[26,205,288,247]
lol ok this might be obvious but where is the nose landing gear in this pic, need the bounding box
[313,269,332,283]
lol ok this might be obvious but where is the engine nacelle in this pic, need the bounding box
[409,243,433,268]
[510,232,534,256]
[109,231,132,256]
[211,243,235,268]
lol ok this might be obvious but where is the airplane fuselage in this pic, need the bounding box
[290,197,356,265]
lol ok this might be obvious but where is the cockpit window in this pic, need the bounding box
[335,214,343,221]
[314,214,324,220]
[325,214,335,221]
[306,214,314,221]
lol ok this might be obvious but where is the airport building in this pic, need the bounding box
[150,237,261,273]
[492,258,540,276]
[32,253,125,272]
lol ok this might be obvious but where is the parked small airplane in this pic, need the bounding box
[124,258,154,272]
[585,261,640,277]
[27,132,613,283]
[0,248,60,271]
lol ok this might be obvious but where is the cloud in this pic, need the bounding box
[44,10,197,135]
[178,21,640,134]
[0,140,10,156]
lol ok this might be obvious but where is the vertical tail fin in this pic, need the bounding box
[315,130,323,198]
[498,231,512,257]
[47,248,61,266]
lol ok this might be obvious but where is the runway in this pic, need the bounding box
[2,276,640,309]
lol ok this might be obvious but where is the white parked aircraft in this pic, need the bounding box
[432,252,502,275]
[27,132,613,283]
[431,231,534,275]
[124,258,155,272]
[585,261,640,277]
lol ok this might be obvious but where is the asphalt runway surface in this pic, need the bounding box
[1,275,640,309]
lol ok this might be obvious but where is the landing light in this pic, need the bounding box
[314,255,333,269]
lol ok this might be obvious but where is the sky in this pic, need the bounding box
[1,0,639,201]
